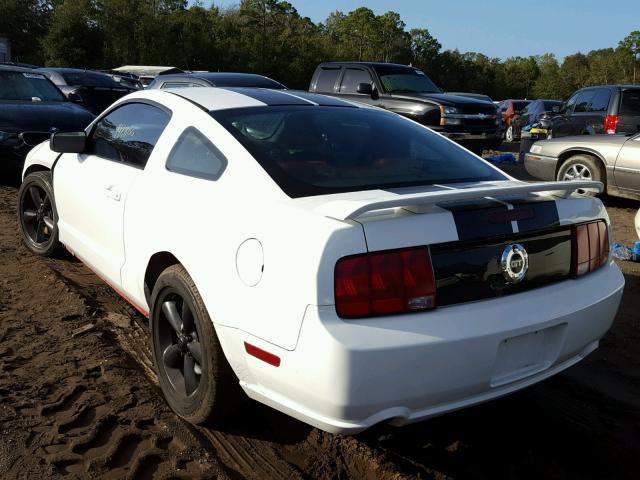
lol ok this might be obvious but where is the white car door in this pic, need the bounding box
[55,102,171,287]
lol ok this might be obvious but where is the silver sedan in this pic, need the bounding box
[525,134,640,201]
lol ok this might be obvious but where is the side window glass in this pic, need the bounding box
[89,103,170,168]
[563,93,579,115]
[588,89,611,112]
[166,127,228,180]
[339,69,373,94]
[315,68,341,92]
[574,91,595,113]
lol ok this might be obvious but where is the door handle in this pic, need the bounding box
[105,185,121,201]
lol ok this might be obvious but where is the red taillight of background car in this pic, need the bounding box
[573,220,609,277]
[335,247,436,318]
[604,114,619,134]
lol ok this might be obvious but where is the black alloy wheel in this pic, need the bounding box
[151,265,241,424]
[157,291,203,397]
[18,171,60,256]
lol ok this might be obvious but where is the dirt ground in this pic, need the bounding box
[1,159,639,480]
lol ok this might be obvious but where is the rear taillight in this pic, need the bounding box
[335,247,436,318]
[604,114,619,134]
[573,220,609,277]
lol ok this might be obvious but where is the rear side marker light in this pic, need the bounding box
[244,342,281,367]
[604,114,619,134]
[573,220,609,277]
[335,247,436,318]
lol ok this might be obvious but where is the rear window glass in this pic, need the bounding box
[0,71,65,102]
[620,90,640,116]
[61,71,117,87]
[211,106,505,198]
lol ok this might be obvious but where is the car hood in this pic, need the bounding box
[0,101,96,133]
[390,92,496,109]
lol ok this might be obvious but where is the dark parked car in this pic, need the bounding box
[309,62,501,153]
[510,99,562,141]
[498,99,531,139]
[548,85,640,138]
[36,68,135,115]
[0,66,95,165]
[100,70,144,90]
[147,72,287,90]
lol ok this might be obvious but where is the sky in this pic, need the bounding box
[209,0,638,60]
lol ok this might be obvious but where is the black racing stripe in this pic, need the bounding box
[290,91,357,107]
[440,196,561,241]
[438,199,513,241]
[219,87,312,106]
[505,197,560,233]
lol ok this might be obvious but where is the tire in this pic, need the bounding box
[505,125,514,143]
[150,264,240,424]
[17,171,61,257]
[556,154,604,196]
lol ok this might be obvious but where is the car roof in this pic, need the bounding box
[164,87,358,111]
[157,72,286,88]
[318,61,415,69]
[37,67,100,74]
[0,64,38,74]
[576,84,640,92]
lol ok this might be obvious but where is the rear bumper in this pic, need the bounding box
[233,262,624,434]
[524,153,558,180]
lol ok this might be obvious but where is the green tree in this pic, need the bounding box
[619,31,640,83]
[409,28,441,72]
[43,0,104,68]
[0,0,51,64]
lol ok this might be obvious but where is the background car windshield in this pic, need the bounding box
[61,71,118,88]
[212,106,505,198]
[0,71,65,102]
[512,101,529,112]
[374,66,441,94]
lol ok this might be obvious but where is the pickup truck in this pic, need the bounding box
[309,62,501,153]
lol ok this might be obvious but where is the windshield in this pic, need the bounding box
[61,71,118,88]
[512,101,530,112]
[212,106,505,198]
[0,71,65,102]
[543,101,561,111]
[374,65,441,94]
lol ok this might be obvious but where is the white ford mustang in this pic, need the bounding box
[19,87,624,434]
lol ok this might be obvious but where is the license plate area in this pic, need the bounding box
[491,323,567,387]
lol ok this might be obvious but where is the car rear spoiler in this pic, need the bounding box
[316,181,603,221]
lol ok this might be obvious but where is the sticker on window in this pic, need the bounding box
[22,73,46,80]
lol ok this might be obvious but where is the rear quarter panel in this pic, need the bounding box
[120,102,367,351]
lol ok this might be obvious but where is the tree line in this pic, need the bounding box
[1,0,639,100]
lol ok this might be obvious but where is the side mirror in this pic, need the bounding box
[51,131,87,153]
[67,91,84,103]
[356,82,373,96]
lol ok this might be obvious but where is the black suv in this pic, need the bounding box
[549,85,640,138]
[309,62,501,153]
